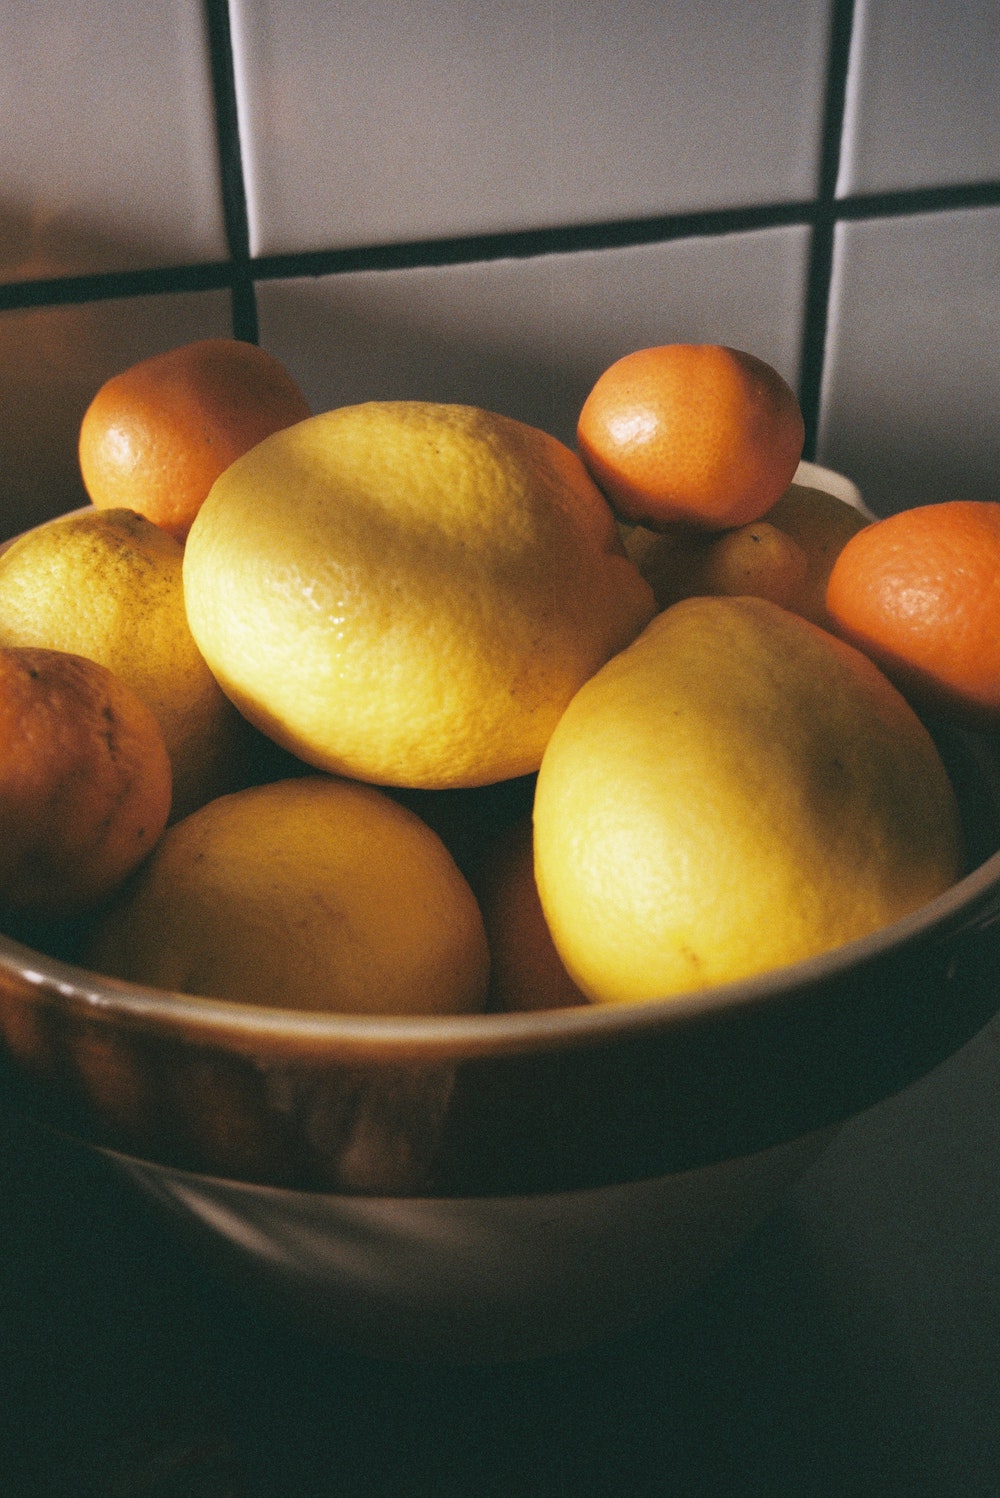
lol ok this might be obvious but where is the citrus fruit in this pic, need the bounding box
[576,344,804,531]
[690,520,809,608]
[78,338,311,541]
[475,816,586,1012]
[825,500,1000,726]
[84,776,490,1015]
[626,481,869,621]
[764,483,870,625]
[0,646,171,915]
[183,401,656,790]
[533,595,962,1005]
[628,519,809,612]
[0,507,243,820]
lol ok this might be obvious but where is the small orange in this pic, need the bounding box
[78,338,311,541]
[0,647,172,915]
[476,816,585,1012]
[577,344,804,531]
[825,500,1000,726]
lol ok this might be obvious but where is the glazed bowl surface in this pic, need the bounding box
[1,464,998,1359]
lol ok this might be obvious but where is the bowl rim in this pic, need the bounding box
[4,824,998,1059]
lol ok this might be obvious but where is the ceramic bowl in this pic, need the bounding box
[0,467,998,1362]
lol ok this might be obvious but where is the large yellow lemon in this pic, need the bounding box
[0,507,242,820]
[84,776,490,1015]
[182,402,655,789]
[533,595,963,1005]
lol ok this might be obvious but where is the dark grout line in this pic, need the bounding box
[834,180,1000,219]
[797,0,859,460]
[203,0,258,342]
[1,182,997,319]
[0,261,236,313]
[244,181,1000,285]
[248,201,816,282]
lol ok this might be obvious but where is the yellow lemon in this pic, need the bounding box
[182,402,655,789]
[533,595,963,1005]
[763,482,870,625]
[624,483,869,624]
[84,776,490,1015]
[0,508,242,820]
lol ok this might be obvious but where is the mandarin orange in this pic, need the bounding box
[825,500,1000,726]
[576,343,804,531]
[78,338,310,541]
[0,646,171,915]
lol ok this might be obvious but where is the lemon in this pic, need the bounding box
[0,508,242,819]
[624,483,868,623]
[84,776,490,1015]
[182,402,655,789]
[763,483,870,625]
[533,595,963,1005]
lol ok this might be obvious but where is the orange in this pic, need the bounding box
[0,647,171,916]
[826,500,1000,727]
[577,344,804,531]
[78,338,311,541]
[475,816,585,1012]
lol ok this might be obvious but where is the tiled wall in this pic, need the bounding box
[2,0,998,540]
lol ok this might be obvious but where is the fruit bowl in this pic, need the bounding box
[1,466,999,1363]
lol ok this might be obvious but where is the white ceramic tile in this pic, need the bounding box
[817,207,1000,516]
[232,0,831,257]
[256,226,810,449]
[838,0,1000,195]
[0,290,233,540]
[1,1,228,281]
